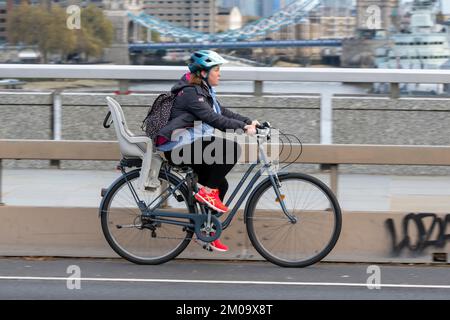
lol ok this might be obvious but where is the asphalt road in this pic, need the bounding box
[0,257,449,300]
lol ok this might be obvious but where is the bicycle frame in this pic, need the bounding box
[119,132,294,235]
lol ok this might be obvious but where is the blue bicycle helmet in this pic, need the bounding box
[188,50,228,74]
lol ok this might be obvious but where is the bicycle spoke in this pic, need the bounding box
[265,223,292,253]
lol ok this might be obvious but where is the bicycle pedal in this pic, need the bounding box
[194,238,213,252]
[203,244,213,252]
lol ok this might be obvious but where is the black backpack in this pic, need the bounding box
[141,92,176,141]
[141,85,192,141]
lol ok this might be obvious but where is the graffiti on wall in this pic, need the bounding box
[385,213,450,255]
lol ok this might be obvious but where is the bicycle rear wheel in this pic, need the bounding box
[246,173,342,267]
[100,169,196,265]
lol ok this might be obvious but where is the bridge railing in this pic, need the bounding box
[2,64,449,104]
[2,64,450,94]
[2,64,450,146]
[1,139,450,205]
[2,64,450,81]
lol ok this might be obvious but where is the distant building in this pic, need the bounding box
[219,0,296,18]
[7,0,104,8]
[0,1,8,44]
[53,0,104,7]
[341,0,399,68]
[218,0,239,8]
[356,0,400,31]
[437,0,450,24]
[216,6,242,32]
[258,0,296,17]
[218,0,258,17]
[321,0,354,9]
[260,0,274,17]
[263,3,356,61]
[103,0,145,65]
[240,0,258,16]
[143,0,217,33]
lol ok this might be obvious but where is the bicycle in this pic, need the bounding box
[100,98,342,268]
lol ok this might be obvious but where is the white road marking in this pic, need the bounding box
[0,276,449,289]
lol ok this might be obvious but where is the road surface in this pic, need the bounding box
[0,257,448,300]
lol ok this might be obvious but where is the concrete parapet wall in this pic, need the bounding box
[1,92,450,174]
[333,97,450,175]
[0,206,448,264]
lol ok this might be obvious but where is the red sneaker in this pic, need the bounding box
[194,187,229,213]
[193,232,229,252]
[210,237,229,252]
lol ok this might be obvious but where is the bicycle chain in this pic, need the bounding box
[151,235,194,241]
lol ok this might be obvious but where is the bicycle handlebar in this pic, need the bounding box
[255,121,272,138]
[256,121,271,130]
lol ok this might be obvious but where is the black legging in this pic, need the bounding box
[164,136,241,201]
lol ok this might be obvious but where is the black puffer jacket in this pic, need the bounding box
[158,74,251,140]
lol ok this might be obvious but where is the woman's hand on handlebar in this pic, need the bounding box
[244,124,257,136]
[251,120,260,127]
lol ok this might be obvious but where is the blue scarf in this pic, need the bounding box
[209,86,222,115]
[201,86,221,135]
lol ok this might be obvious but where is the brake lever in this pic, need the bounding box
[256,121,271,130]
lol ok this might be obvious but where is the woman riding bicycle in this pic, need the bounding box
[155,50,259,252]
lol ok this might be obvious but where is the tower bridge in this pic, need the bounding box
[102,0,398,64]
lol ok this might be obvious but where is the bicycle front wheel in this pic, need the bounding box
[246,173,342,267]
[100,169,195,265]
